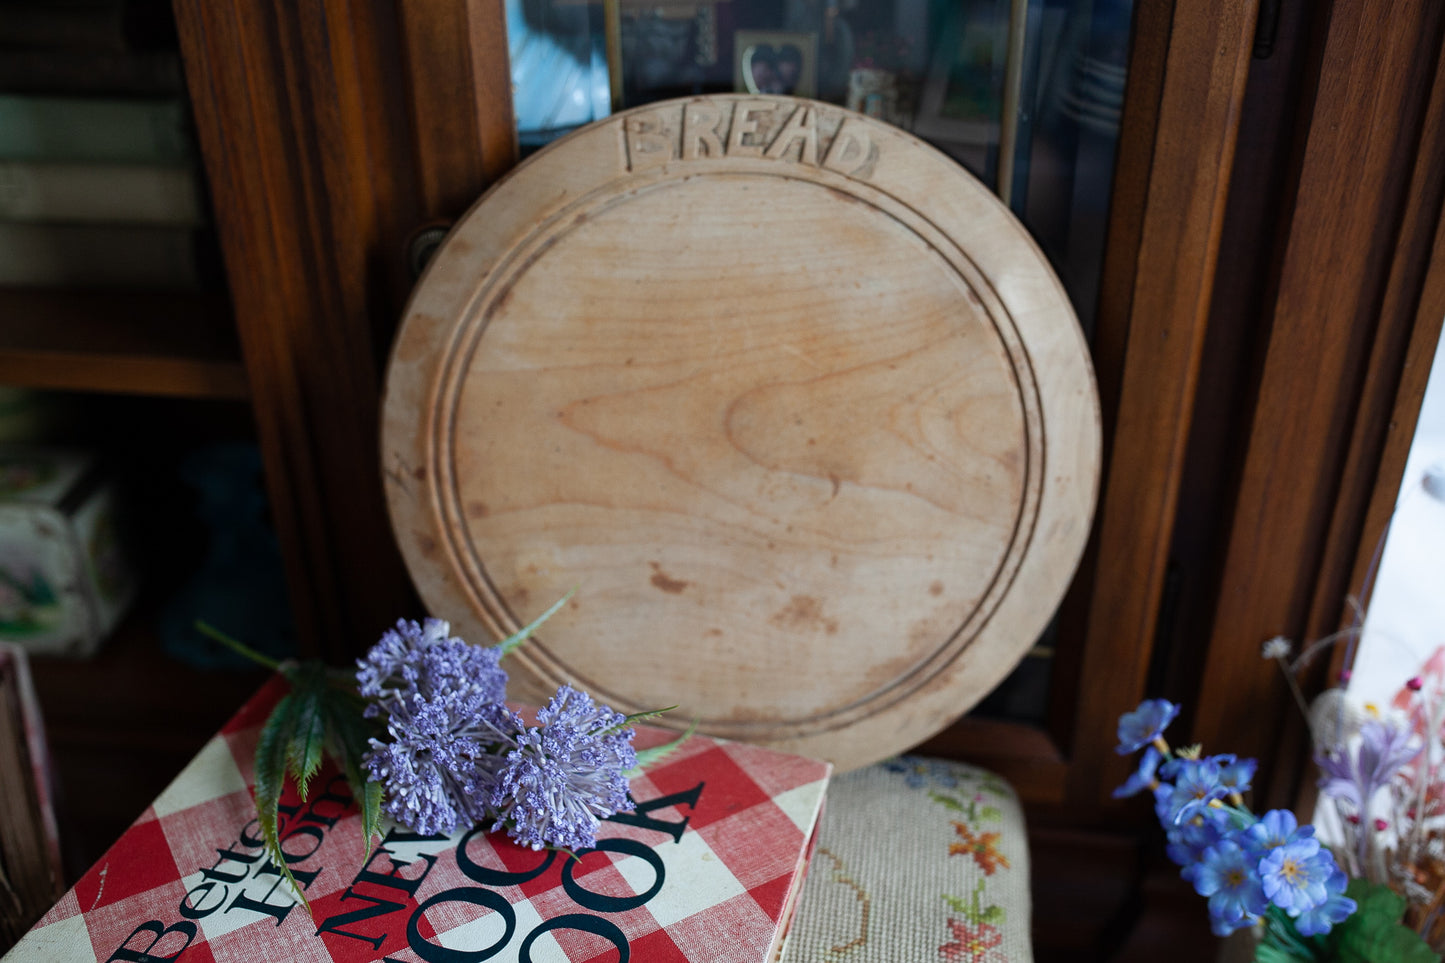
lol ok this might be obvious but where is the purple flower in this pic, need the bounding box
[1358,719,1423,785]
[1291,866,1355,937]
[364,690,523,836]
[490,685,638,852]
[416,641,508,704]
[1258,835,1335,915]
[1185,839,1268,936]
[1317,718,1422,886]
[1317,719,1421,811]
[1158,757,1229,825]
[1117,699,1181,755]
[1115,746,1164,799]
[356,617,508,716]
[358,617,452,697]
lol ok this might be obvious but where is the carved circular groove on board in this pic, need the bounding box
[433,171,1043,732]
[382,95,1101,771]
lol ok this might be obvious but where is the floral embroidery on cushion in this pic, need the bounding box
[883,757,1015,962]
[812,847,872,958]
[938,918,1008,962]
[881,756,962,790]
[949,822,1010,876]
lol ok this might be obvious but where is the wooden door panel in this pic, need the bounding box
[1192,2,1445,806]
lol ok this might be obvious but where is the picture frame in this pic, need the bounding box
[733,30,818,99]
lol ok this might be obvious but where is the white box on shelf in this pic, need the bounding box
[0,447,137,657]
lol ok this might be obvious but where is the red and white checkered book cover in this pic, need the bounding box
[5,675,831,963]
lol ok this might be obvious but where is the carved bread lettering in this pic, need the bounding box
[622,98,877,179]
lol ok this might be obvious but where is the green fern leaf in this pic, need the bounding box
[320,686,385,860]
[251,691,312,914]
[284,664,329,801]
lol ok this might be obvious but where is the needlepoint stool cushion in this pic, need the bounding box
[785,757,1031,963]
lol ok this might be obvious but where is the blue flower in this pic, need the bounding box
[490,685,638,851]
[1114,746,1164,799]
[1214,754,1257,796]
[1259,836,1336,915]
[1239,809,1307,858]
[1185,839,1269,936]
[1292,866,1355,937]
[1164,807,1232,868]
[1117,699,1180,754]
[1158,757,1229,825]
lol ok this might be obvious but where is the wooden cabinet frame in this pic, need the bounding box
[169,0,1445,955]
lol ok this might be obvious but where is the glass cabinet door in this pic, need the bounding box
[502,0,1136,725]
[505,0,1133,335]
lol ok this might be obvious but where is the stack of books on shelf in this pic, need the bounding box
[0,0,215,290]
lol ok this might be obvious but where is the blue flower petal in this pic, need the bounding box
[1117,699,1181,755]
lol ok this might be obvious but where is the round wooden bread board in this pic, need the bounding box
[382,95,1100,772]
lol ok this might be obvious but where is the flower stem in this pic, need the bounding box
[1263,905,1319,961]
[1288,624,1361,677]
[1208,798,1256,829]
[1406,694,1445,864]
[195,620,282,672]
[1274,653,1315,739]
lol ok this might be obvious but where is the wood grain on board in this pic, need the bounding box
[383,95,1100,771]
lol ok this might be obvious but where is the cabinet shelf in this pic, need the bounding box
[0,290,247,400]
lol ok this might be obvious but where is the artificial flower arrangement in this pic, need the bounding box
[1115,696,1439,962]
[200,594,684,907]
[1269,633,1445,961]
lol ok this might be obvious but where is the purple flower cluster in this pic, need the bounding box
[1315,717,1422,878]
[1115,699,1357,938]
[489,686,638,852]
[357,617,509,712]
[357,617,638,850]
[1316,718,1421,816]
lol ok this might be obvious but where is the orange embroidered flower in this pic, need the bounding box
[949,821,1011,876]
[939,918,1007,962]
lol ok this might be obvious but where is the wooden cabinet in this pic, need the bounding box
[10,0,1445,958]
